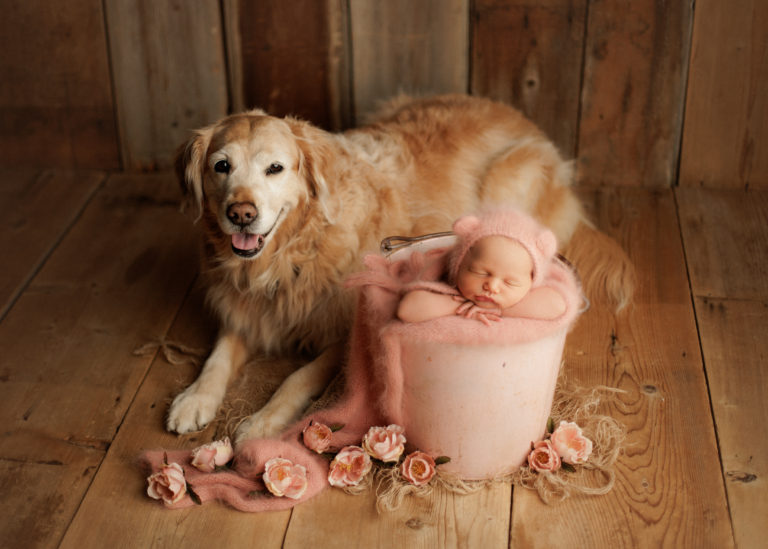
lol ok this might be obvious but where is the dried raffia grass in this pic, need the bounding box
[341,468,374,496]
[133,338,206,367]
[374,466,435,512]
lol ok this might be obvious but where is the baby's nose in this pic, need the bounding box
[486,278,500,292]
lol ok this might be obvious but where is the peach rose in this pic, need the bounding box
[528,440,561,472]
[362,424,406,463]
[263,457,308,500]
[401,451,436,486]
[147,462,187,505]
[550,421,593,464]
[302,422,333,454]
[328,446,372,487]
[190,437,234,472]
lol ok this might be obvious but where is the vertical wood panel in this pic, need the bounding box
[679,0,768,189]
[577,0,692,187]
[471,0,587,157]
[105,0,228,170]
[234,0,351,130]
[0,0,120,170]
[350,0,469,121]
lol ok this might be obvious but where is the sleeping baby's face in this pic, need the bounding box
[456,236,534,310]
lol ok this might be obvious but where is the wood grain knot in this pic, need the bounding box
[406,518,424,530]
[727,471,757,483]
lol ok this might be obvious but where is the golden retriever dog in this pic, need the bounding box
[168,94,632,443]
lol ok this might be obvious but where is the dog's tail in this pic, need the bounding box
[563,221,635,314]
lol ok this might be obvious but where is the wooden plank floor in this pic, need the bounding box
[1,171,764,548]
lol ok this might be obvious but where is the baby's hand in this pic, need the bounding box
[455,301,502,326]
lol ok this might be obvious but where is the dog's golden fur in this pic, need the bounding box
[168,94,633,442]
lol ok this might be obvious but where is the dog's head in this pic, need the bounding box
[175,111,332,259]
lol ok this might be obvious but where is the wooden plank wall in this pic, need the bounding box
[103,0,229,171]
[679,0,768,189]
[0,0,765,183]
[0,0,120,170]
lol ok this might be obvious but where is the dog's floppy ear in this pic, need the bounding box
[286,118,334,222]
[175,126,214,219]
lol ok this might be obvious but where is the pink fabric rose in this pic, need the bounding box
[190,437,234,472]
[401,451,436,486]
[147,462,187,505]
[550,421,593,464]
[328,446,372,487]
[528,440,561,472]
[262,457,309,500]
[362,424,406,462]
[302,422,333,454]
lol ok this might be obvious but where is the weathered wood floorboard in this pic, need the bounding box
[0,173,197,548]
[2,176,755,548]
[677,187,768,549]
[510,188,734,547]
[0,170,103,319]
[58,287,292,549]
[284,477,511,548]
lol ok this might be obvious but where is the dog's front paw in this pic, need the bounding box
[234,409,291,445]
[166,386,221,434]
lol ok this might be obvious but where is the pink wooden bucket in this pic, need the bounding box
[381,233,582,479]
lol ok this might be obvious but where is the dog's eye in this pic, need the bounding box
[266,163,283,175]
[214,160,231,174]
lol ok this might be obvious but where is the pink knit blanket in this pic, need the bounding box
[142,247,582,511]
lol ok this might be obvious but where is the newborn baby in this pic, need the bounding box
[397,209,566,325]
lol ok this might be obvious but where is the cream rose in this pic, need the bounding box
[147,462,187,505]
[528,440,561,472]
[401,451,436,486]
[362,424,406,463]
[302,422,333,454]
[328,446,372,487]
[550,421,593,464]
[190,437,234,473]
[263,457,309,500]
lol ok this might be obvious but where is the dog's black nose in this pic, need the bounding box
[226,202,258,227]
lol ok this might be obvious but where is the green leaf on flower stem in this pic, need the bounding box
[547,417,555,434]
[434,456,451,466]
[187,483,202,505]
[561,462,576,473]
[329,423,345,432]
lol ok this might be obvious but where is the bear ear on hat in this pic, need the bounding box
[535,229,558,259]
[452,215,481,235]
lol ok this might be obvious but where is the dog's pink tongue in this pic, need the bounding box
[232,233,263,250]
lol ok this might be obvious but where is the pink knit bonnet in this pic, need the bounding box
[448,207,558,287]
